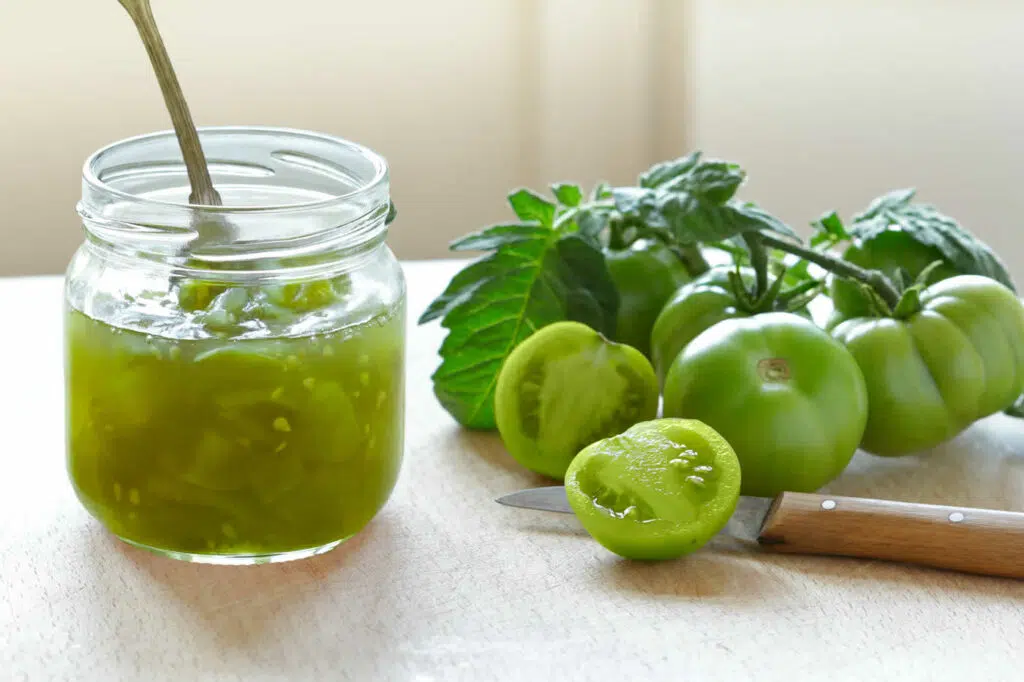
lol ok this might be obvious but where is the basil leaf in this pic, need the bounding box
[421,225,618,429]
[551,183,583,208]
[848,190,1015,292]
[508,189,556,227]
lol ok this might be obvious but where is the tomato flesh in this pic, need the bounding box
[565,419,741,561]
[495,321,659,480]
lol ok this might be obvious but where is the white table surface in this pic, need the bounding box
[2,260,1022,682]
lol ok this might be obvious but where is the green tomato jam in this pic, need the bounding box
[66,277,405,560]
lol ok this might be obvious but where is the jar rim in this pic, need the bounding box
[82,125,389,213]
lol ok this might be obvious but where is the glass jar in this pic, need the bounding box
[64,127,406,564]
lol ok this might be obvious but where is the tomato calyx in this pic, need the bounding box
[758,230,975,323]
[726,265,824,315]
[725,230,825,316]
[889,259,948,319]
[851,258,948,320]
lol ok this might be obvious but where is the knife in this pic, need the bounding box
[497,487,1024,580]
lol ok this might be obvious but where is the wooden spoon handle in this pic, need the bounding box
[758,492,1024,579]
[118,0,221,206]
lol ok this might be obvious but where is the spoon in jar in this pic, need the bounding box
[117,0,397,245]
[116,0,234,246]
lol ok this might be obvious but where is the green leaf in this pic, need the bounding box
[612,188,798,245]
[818,211,849,238]
[705,240,749,261]
[848,191,1015,292]
[449,223,549,252]
[810,210,850,247]
[552,235,620,331]
[639,155,745,202]
[591,182,612,200]
[673,160,745,203]
[508,189,556,227]
[610,187,652,217]
[419,224,552,324]
[781,256,813,284]
[640,151,702,189]
[551,183,583,207]
[728,202,800,240]
[852,188,917,223]
[419,256,501,325]
[421,228,618,429]
[575,207,612,243]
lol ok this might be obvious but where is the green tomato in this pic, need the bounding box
[831,275,1024,456]
[649,263,814,385]
[604,240,691,357]
[650,267,754,384]
[830,230,960,318]
[495,321,659,480]
[663,313,868,497]
[650,266,818,384]
[565,418,741,561]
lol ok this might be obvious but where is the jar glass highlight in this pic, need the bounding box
[64,127,406,564]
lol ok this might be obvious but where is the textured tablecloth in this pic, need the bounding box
[1,261,1021,681]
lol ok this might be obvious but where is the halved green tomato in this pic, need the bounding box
[495,321,659,480]
[565,419,741,560]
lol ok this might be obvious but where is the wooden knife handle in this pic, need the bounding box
[757,492,1024,579]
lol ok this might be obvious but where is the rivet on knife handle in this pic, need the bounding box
[757,492,1024,580]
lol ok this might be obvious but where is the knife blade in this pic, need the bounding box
[497,487,773,543]
[496,486,1024,579]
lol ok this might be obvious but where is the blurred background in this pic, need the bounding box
[1,0,1022,279]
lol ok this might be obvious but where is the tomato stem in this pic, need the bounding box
[631,225,710,278]
[742,232,769,299]
[607,218,629,250]
[758,232,902,309]
[674,245,711,278]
